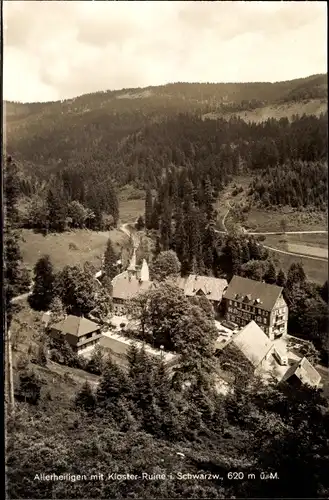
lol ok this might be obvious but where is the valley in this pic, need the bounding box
[5,73,329,500]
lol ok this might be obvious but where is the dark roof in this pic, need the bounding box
[52,315,100,338]
[224,275,283,312]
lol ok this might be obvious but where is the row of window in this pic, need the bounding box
[227,313,270,335]
[227,307,268,324]
[228,300,268,316]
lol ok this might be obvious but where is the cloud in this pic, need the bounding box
[3,0,327,102]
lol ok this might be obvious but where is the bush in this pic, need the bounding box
[16,353,29,371]
[49,349,62,363]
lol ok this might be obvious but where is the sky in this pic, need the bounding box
[3,0,327,103]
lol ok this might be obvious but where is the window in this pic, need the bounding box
[229,300,232,305]
[258,309,261,315]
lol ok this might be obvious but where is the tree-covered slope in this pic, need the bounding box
[5,74,327,166]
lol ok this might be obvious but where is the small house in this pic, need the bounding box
[49,315,102,353]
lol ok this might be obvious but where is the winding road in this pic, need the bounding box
[217,202,328,262]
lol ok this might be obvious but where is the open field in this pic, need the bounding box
[264,233,328,257]
[262,234,328,284]
[264,245,328,285]
[286,243,328,259]
[20,228,129,271]
[203,99,327,124]
[118,184,145,224]
[231,99,327,123]
[119,198,145,224]
[238,208,328,233]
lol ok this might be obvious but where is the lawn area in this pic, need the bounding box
[243,208,327,232]
[20,228,129,271]
[119,199,145,224]
[118,184,145,224]
[263,240,328,285]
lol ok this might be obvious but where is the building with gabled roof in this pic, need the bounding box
[111,250,154,315]
[223,275,288,340]
[283,357,322,389]
[174,275,228,314]
[49,315,102,353]
[229,320,275,370]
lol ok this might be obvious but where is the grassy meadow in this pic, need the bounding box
[20,228,129,272]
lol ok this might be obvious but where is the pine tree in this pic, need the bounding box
[49,296,65,323]
[264,260,277,284]
[47,188,67,232]
[150,198,160,230]
[103,238,117,281]
[29,255,55,311]
[18,369,42,405]
[86,345,105,375]
[75,381,96,412]
[276,268,287,288]
[287,262,306,290]
[204,176,215,222]
[97,357,128,404]
[4,157,30,321]
[160,199,172,251]
[173,208,189,275]
[145,188,153,229]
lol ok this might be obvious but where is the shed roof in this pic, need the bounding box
[52,315,100,338]
[224,275,283,311]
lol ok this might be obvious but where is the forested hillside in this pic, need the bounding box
[5,74,327,181]
[4,74,328,232]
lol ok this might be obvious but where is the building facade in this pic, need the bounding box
[49,315,102,353]
[223,275,288,340]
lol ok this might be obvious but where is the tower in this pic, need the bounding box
[127,249,137,280]
[140,259,149,282]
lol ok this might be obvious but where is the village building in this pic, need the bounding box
[223,275,288,340]
[175,275,228,315]
[283,357,322,389]
[111,250,154,315]
[228,320,275,373]
[48,315,102,353]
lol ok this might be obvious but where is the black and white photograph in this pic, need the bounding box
[3,1,328,498]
